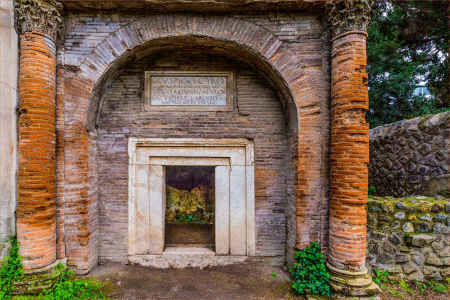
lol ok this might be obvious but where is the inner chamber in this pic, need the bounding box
[165,166,215,250]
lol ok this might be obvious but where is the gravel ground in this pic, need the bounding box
[89,263,448,300]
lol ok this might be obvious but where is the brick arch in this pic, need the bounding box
[75,15,318,118]
[61,15,325,272]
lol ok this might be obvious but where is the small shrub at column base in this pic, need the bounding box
[0,237,24,299]
[289,242,331,297]
[0,237,107,299]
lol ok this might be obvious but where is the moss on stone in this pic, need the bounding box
[367,196,449,234]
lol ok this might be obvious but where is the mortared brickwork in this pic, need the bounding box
[11,2,377,295]
[329,31,370,272]
[17,31,57,269]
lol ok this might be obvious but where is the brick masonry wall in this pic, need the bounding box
[17,32,57,269]
[96,53,290,262]
[58,13,330,270]
[369,112,450,197]
[62,70,98,273]
[367,196,450,281]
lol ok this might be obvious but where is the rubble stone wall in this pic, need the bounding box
[367,196,450,281]
[369,112,450,197]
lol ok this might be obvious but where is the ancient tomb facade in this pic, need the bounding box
[0,0,380,297]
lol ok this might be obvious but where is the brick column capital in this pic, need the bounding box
[326,0,373,37]
[15,0,63,40]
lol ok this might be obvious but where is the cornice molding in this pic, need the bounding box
[326,0,373,37]
[15,0,63,40]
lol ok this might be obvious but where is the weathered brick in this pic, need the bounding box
[17,31,57,270]
[328,31,369,272]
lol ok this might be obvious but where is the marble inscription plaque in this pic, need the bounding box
[145,71,234,111]
[152,76,226,106]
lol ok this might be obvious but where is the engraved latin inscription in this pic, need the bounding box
[151,76,227,106]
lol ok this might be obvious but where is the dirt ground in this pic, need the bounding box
[90,263,448,300]
[90,263,295,300]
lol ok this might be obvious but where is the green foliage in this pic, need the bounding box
[372,268,450,298]
[0,237,24,299]
[372,269,390,290]
[289,242,330,296]
[415,281,427,294]
[0,237,105,300]
[367,0,449,128]
[39,264,105,300]
[427,280,447,294]
[166,185,213,224]
[398,279,413,295]
[387,286,405,299]
[368,186,377,196]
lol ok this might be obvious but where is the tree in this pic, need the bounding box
[367,0,449,128]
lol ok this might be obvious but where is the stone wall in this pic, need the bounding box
[367,196,450,281]
[369,112,450,197]
[0,0,18,259]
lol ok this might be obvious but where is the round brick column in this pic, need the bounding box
[326,0,380,297]
[15,0,63,270]
[329,30,369,272]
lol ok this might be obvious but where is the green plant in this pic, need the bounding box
[372,269,389,290]
[415,281,427,294]
[398,279,413,295]
[0,237,24,299]
[289,242,330,296]
[387,287,405,299]
[368,186,377,196]
[0,237,106,299]
[271,272,277,279]
[427,281,447,294]
[39,264,105,300]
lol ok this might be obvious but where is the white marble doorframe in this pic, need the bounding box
[128,138,255,259]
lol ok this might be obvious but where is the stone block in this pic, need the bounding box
[431,204,443,213]
[438,246,450,258]
[394,212,405,220]
[396,202,408,210]
[407,271,424,282]
[433,223,450,234]
[395,254,410,263]
[402,262,418,275]
[431,240,445,251]
[423,266,442,281]
[443,257,450,266]
[388,232,403,246]
[414,222,432,233]
[419,214,432,222]
[425,252,442,266]
[412,252,425,266]
[411,234,435,247]
[402,222,414,233]
[434,214,447,223]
